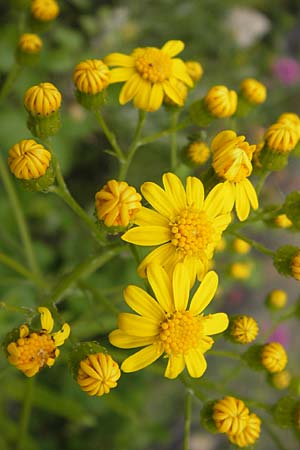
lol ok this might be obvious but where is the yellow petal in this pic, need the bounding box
[141,181,178,217]
[161,40,184,57]
[162,79,183,105]
[211,130,237,152]
[147,264,173,313]
[172,263,190,311]
[243,178,258,210]
[121,344,163,372]
[204,183,234,217]
[184,348,207,378]
[52,323,70,346]
[172,58,193,86]
[38,307,54,333]
[134,206,169,227]
[109,329,154,348]
[148,83,164,112]
[118,313,159,337]
[104,53,134,67]
[133,78,152,111]
[137,243,177,278]
[189,271,218,315]
[122,225,170,245]
[162,172,187,210]
[186,176,204,209]
[109,67,135,83]
[235,182,250,221]
[124,285,165,321]
[203,313,229,335]
[19,324,29,338]
[120,73,143,105]
[164,354,185,379]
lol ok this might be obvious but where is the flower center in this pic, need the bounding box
[170,208,216,257]
[16,332,56,368]
[134,47,172,83]
[159,311,203,355]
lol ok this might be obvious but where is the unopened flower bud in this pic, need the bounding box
[228,413,261,448]
[229,315,259,344]
[265,122,298,153]
[240,78,267,105]
[204,85,237,118]
[212,396,249,435]
[31,0,59,22]
[230,262,252,280]
[261,342,288,373]
[274,213,292,228]
[266,289,288,310]
[273,245,300,280]
[233,238,251,254]
[185,61,203,82]
[183,140,210,166]
[270,370,291,390]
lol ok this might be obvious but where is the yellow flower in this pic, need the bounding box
[228,413,261,448]
[186,141,210,165]
[95,180,142,228]
[31,0,59,21]
[185,61,203,82]
[77,353,121,396]
[122,172,232,280]
[104,40,193,111]
[24,82,62,117]
[265,122,298,153]
[240,78,267,104]
[261,342,288,373]
[233,238,251,254]
[7,307,70,377]
[291,252,300,281]
[18,33,42,54]
[230,315,259,344]
[230,262,252,280]
[271,370,291,390]
[73,59,111,95]
[267,289,288,309]
[8,139,51,180]
[277,112,300,139]
[274,213,292,228]
[213,396,250,434]
[204,85,237,118]
[109,263,228,379]
[164,80,188,107]
[211,130,258,221]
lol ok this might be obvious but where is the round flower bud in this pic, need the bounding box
[291,252,300,281]
[240,78,267,105]
[73,59,111,95]
[18,33,42,54]
[229,315,259,344]
[261,342,288,373]
[266,289,288,310]
[77,353,121,396]
[233,238,251,254]
[271,370,291,390]
[273,245,300,279]
[8,139,51,180]
[185,61,203,82]
[230,262,252,280]
[274,213,292,228]
[277,112,300,139]
[265,122,298,153]
[204,85,237,118]
[31,0,59,22]
[184,140,210,166]
[212,396,250,435]
[24,82,62,117]
[228,413,261,448]
[95,180,142,229]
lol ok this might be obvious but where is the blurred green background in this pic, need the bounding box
[1,1,300,449]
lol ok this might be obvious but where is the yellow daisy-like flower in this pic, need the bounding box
[186,141,210,165]
[77,353,121,396]
[24,82,62,117]
[18,33,42,54]
[31,0,59,22]
[73,59,111,95]
[8,139,51,180]
[7,307,70,377]
[240,78,267,105]
[228,413,261,448]
[211,130,258,221]
[213,396,250,435]
[109,263,229,379]
[95,180,142,228]
[104,40,193,112]
[122,172,232,280]
[185,61,203,82]
[265,122,298,153]
[261,342,288,373]
[204,85,237,118]
[230,315,259,344]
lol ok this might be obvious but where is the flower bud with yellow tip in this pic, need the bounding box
[271,370,291,390]
[31,0,59,22]
[204,85,237,118]
[273,245,300,280]
[233,238,251,254]
[277,112,300,139]
[18,33,42,54]
[212,396,250,435]
[240,78,267,105]
[184,140,210,166]
[230,262,252,280]
[265,121,298,153]
[185,60,203,82]
[274,213,292,228]
[266,289,288,310]
[261,342,288,373]
[228,413,261,448]
[229,315,259,344]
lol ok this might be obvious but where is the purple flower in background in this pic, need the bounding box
[268,324,290,347]
[273,57,300,85]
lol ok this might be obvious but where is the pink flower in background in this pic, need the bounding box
[268,324,290,347]
[273,57,300,85]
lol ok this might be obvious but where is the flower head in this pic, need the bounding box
[230,315,259,344]
[265,122,298,153]
[104,40,193,111]
[18,33,42,54]
[24,82,62,117]
[211,130,258,221]
[8,139,51,180]
[185,141,210,166]
[31,0,59,21]
[228,413,261,448]
[277,112,300,139]
[122,172,232,280]
[261,342,288,373]
[240,78,267,104]
[204,85,237,118]
[109,264,228,379]
[267,289,288,309]
[213,396,250,434]
[77,353,121,396]
[7,307,70,377]
[73,59,111,95]
[95,180,142,228]
[185,61,203,82]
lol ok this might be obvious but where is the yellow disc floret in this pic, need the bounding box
[230,315,259,344]
[24,82,62,117]
[31,0,59,22]
[134,47,172,83]
[8,139,51,180]
[240,78,267,104]
[77,353,121,396]
[18,33,42,54]
[205,85,237,118]
[261,342,288,373]
[73,59,111,95]
[213,396,250,435]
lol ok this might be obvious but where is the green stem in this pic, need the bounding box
[0,153,41,277]
[17,377,35,450]
[170,110,180,171]
[208,350,242,360]
[118,110,147,180]
[139,117,190,146]
[0,252,45,288]
[256,170,270,196]
[93,109,125,161]
[230,231,274,257]
[183,388,193,450]
[0,62,22,103]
